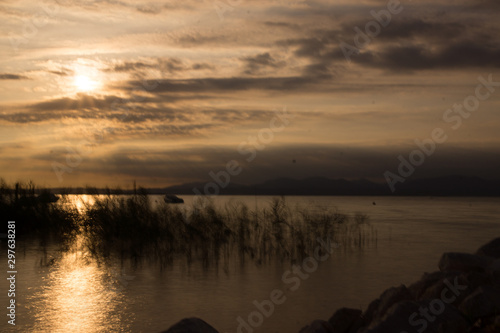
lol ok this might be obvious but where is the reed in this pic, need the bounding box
[81,194,377,267]
[0,180,80,247]
[0,180,377,268]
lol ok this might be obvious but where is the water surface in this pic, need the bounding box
[1,195,499,333]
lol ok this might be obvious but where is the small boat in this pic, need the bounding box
[164,194,184,204]
[37,192,59,203]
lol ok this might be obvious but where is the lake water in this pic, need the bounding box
[1,195,499,333]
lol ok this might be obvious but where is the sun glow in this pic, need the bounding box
[69,59,105,94]
[74,75,99,92]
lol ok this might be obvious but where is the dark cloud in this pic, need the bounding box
[0,74,29,80]
[109,123,216,137]
[160,58,184,73]
[136,4,162,14]
[334,16,499,70]
[176,33,224,46]
[108,61,158,73]
[107,58,214,75]
[277,36,343,76]
[371,19,469,41]
[48,68,74,76]
[36,144,500,185]
[126,75,328,94]
[23,93,221,115]
[278,37,329,59]
[1,92,284,127]
[26,94,124,112]
[191,63,214,71]
[472,0,500,9]
[241,53,286,75]
[355,40,500,70]
[263,21,299,29]
[279,14,500,73]
[107,58,182,74]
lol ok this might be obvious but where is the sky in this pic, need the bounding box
[0,0,499,188]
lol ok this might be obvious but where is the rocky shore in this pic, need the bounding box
[161,238,500,333]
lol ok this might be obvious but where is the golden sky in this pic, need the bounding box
[1,0,499,187]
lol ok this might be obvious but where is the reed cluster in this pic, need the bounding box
[0,181,376,268]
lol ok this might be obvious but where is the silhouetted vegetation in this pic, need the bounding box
[0,180,377,268]
[0,180,80,247]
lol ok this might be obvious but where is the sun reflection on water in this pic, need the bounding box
[65,194,105,213]
[29,236,132,333]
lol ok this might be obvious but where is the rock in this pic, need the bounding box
[491,269,500,289]
[419,273,472,306]
[376,285,413,320]
[408,271,452,300]
[360,298,380,327]
[489,259,500,272]
[363,300,468,333]
[459,285,500,321]
[464,270,494,288]
[437,319,469,333]
[476,238,500,258]
[355,285,414,332]
[328,308,362,333]
[299,319,333,333]
[160,318,219,333]
[438,252,492,273]
[367,285,414,322]
[481,315,500,332]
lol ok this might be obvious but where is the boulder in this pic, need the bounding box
[160,318,219,333]
[355,285,414,332]
[299,319,333,333]
[363,300,468,333]
[459,285,500,321]
[419,273,472,306]
[408,271,454,300]
[476,238,500,258]
[489,259,500,272]
[360,298,380,326]
[375,285,413,320]
[438,252,492,273]
[328,308,362,333]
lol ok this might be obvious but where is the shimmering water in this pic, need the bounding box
[1,195,499,332]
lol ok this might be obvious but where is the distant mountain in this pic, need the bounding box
[396,175,500,196]
[159,175,500,196]
[52,176,500,196]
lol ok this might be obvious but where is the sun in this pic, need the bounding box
[74,75,99,92]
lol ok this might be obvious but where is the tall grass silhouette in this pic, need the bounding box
[0,180,377,268]
[0,180,80,248]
